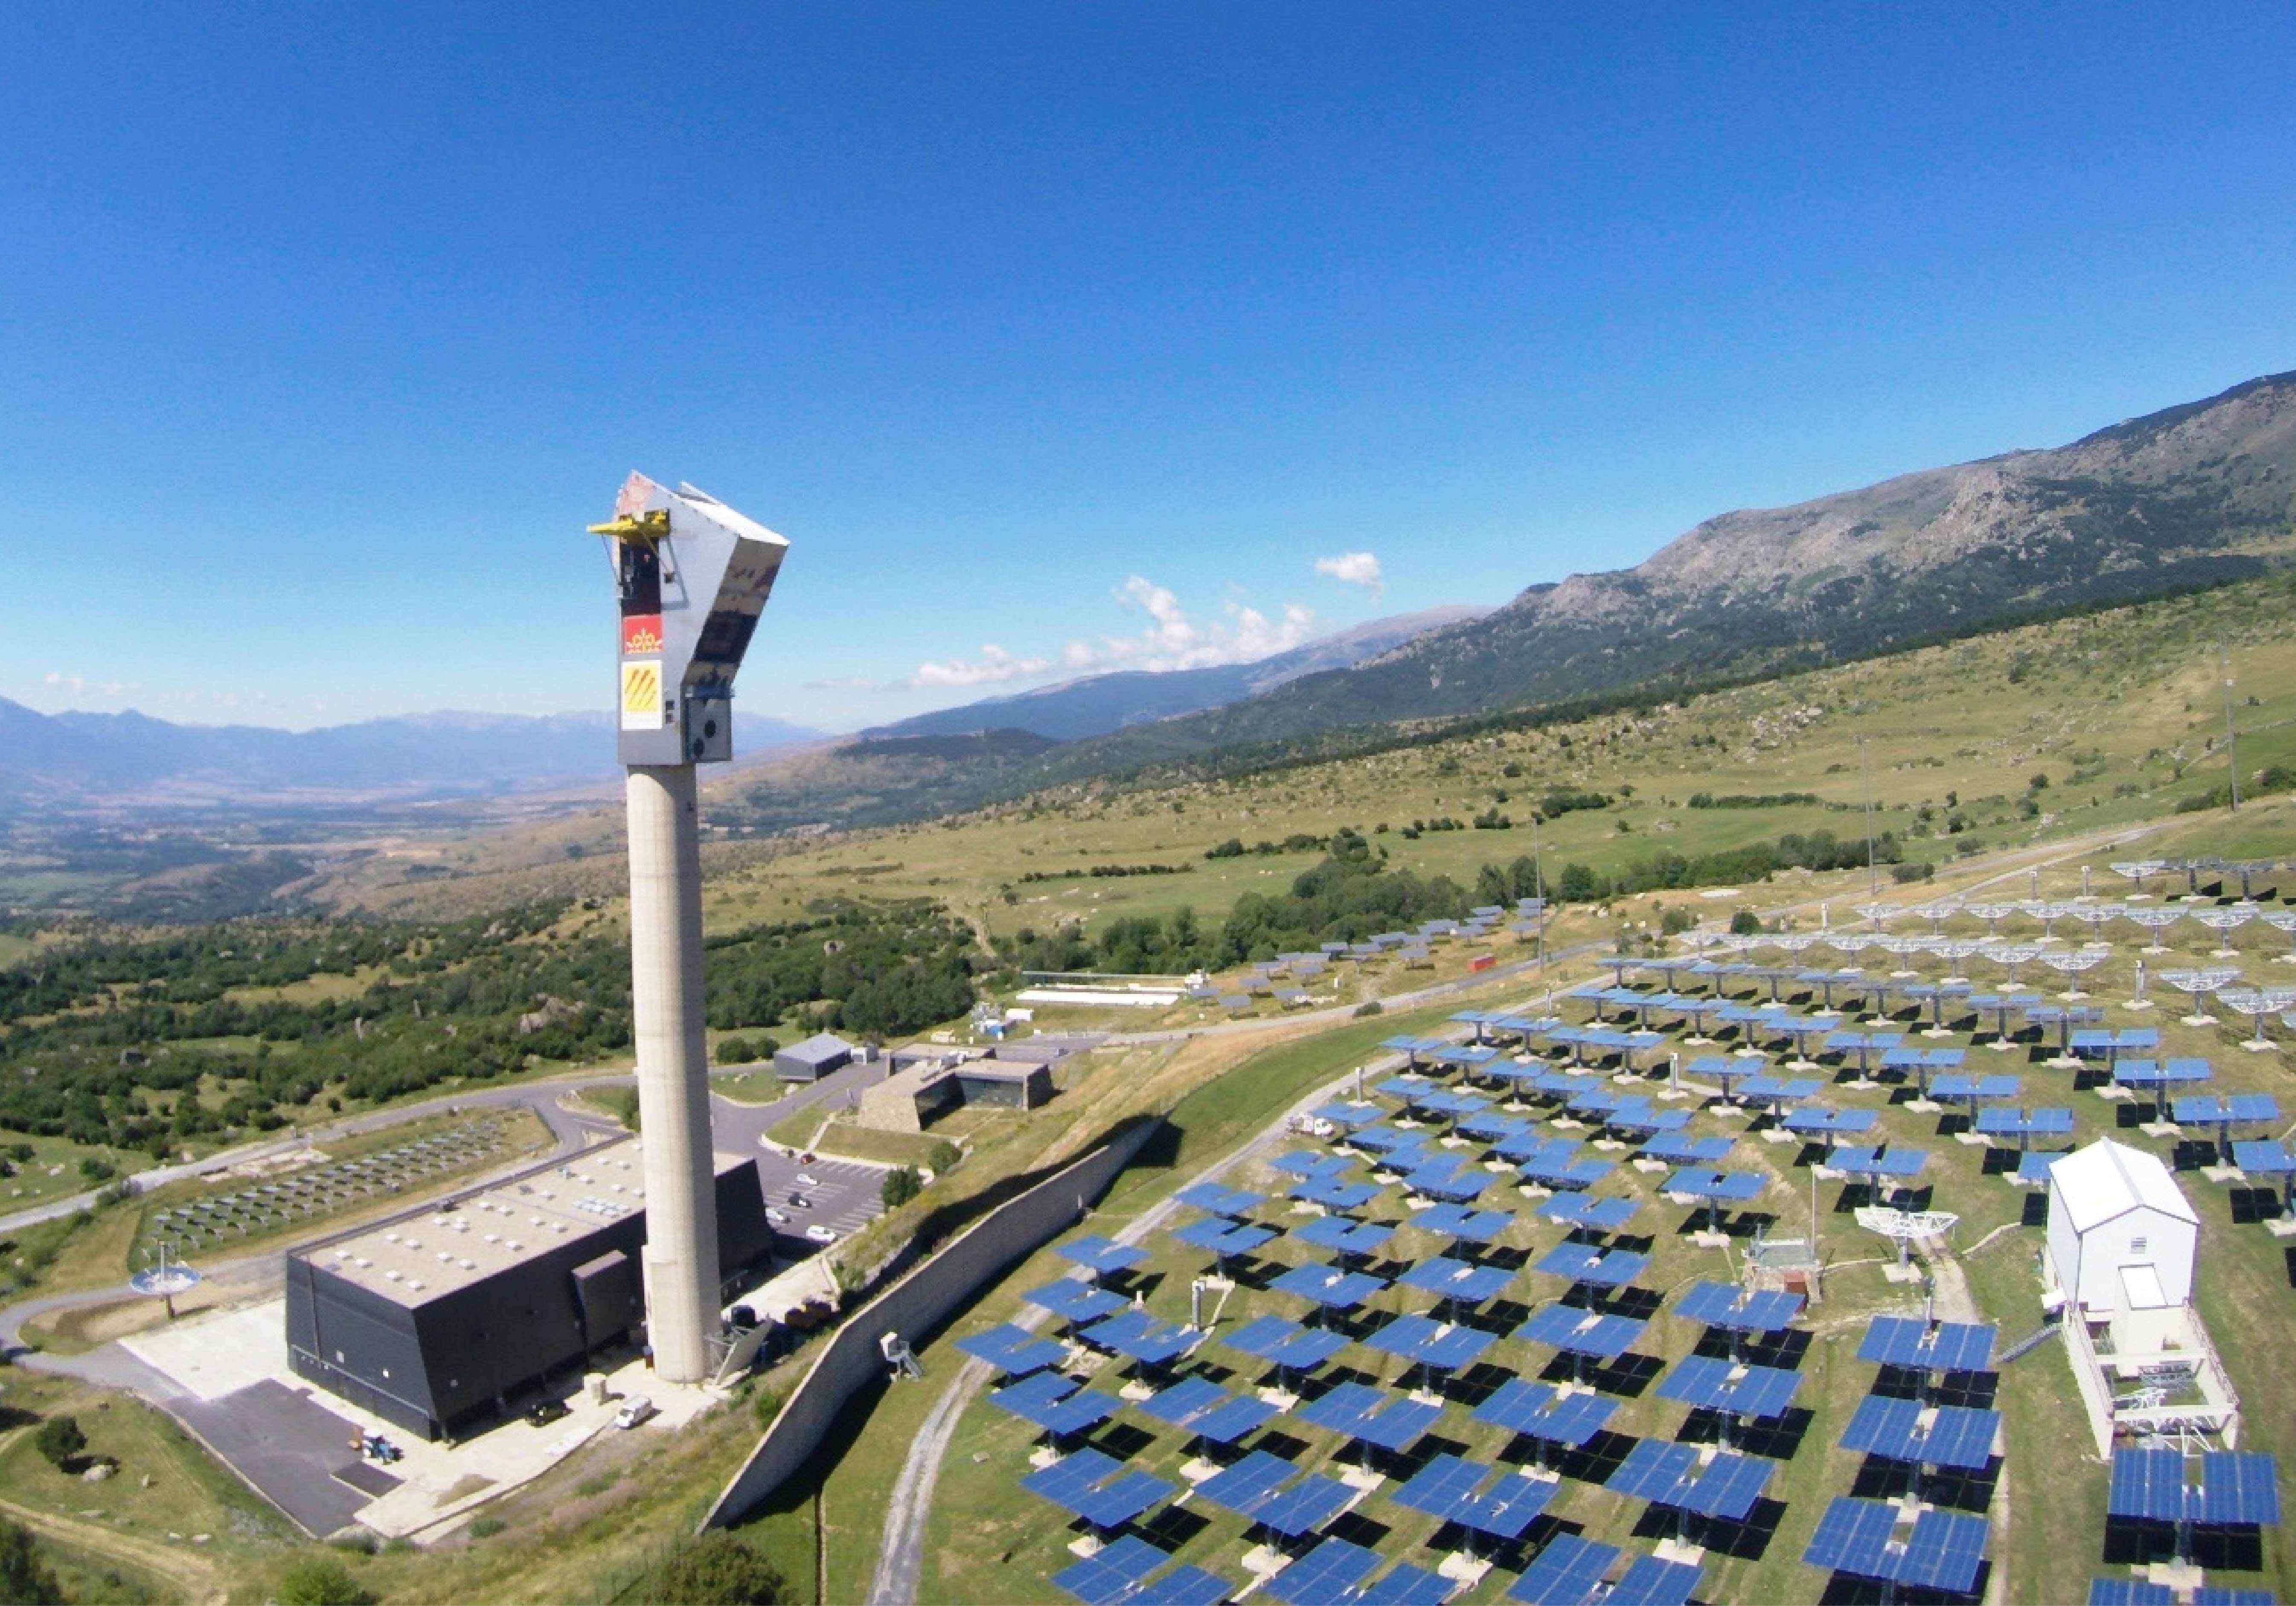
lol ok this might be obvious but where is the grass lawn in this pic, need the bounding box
[0,1133,143,1213]
[0,1369,299,1593]
[718,1068,802,1106]
[808,1124,951,1170]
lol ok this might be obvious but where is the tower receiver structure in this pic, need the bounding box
[592,472,789,1383]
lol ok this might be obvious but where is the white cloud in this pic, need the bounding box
[1056,578,1315,675]
[902,576,1319,697]
[41,671,143,700]
[1313,551,1384,594]
[911,644,1052,688]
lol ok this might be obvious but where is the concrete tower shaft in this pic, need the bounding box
[625,763,719,1383]
[594,472,789,1388]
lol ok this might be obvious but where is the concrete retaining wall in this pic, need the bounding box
[702,1119,1162,1529]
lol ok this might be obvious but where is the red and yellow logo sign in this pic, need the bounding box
[621,613,664,656]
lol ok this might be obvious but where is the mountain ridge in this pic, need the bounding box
[863,604,1490,742]
[0,703,825,803]
[712,365,2296,835]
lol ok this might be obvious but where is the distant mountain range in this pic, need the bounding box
[715,367,2296,836]
[863,605,1491,742]
[0,703,824,805]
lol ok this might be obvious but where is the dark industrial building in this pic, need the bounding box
[284,1141,770,1441]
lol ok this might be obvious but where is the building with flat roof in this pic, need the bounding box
[858,1046,1055,1132]
[284,1139,769,1441]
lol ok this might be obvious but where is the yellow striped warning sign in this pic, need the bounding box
[621,660,663,730]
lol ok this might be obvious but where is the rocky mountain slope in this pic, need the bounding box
[713,367,2296,834]
[1038,367,2296,755]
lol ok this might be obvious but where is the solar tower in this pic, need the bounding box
[592,473,789,1383]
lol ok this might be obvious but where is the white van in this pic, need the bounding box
[614,1396,656,1430]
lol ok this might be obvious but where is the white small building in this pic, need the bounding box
[2045,1138,2200,1316]
[2044,1138,2237,1453]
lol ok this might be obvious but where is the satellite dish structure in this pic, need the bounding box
[1854,1206,1959,1274]
[130,1244,202,1318]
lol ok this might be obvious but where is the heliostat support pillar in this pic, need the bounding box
[626,762,719,1383]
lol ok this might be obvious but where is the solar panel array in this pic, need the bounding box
[2107,1448,2282,1526]
[1805,1497,1990,1593]
[970,936,2296,1606]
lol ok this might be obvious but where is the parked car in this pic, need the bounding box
[614,1396,656,1430]
[804,1224,838,1245]
[525,1397,569,1428]
[765,1206,790,1225]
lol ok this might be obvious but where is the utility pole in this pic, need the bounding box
[1531,811,1546,903]
[1531,811,1547,972]
[2221,642,2240,813]
[1857,734,1879,898]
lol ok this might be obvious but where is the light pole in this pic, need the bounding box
[1857,735,1879,898]
[2221,642,2240,813]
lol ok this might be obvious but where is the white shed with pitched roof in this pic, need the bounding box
[2044,1139,2199,1313]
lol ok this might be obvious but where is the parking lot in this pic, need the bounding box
[751,1148,884,1257]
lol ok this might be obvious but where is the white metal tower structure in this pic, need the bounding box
[593,472,789,1383]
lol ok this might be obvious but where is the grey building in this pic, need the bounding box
[284,1141,770,1442]
[774,1031,855,1082]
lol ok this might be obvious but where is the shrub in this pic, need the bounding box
[1892,861,1936,884]
[276,1555,377,1606]
[926,1140,962,1175]
[1353,1000,1384,1018]
[881,1167,922,1209]
[1728,909,1763,936]
[77,1157,116,1182]
[32,1416,84,1469]
[649,1531,788,1604]
[600,1086,640,1131]
[468,1516,505,1539]
[716,1036,759,1065]
[0,1520,62,1606]
[751,1386,785,1431]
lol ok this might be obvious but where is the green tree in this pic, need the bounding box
[881,1166,921,1209]
[649,1531,787,1604]
[1729,909,1763,936]
[276,1555,377,1606]
[0,1519,64,1606]
[32,1416,84,1469]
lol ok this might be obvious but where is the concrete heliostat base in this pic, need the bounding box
[626,762,722,1384]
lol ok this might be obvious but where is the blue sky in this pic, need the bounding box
[6,3,2293,733]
